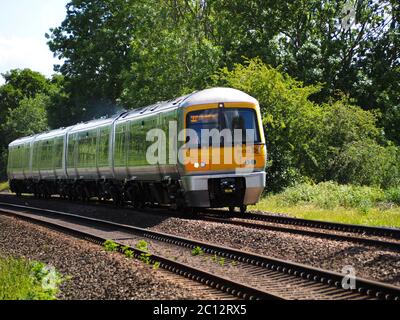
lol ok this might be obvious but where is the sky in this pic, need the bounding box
[0,0,69,84]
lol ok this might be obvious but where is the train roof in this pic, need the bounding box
[181,87,258,108]
[68,116,117,133]
[8,135,37,147]
[8,88,257,147]
[118,88,258,121]
[8,126,74,147]
[34,126,74,141]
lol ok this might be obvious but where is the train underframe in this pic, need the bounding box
[8,177,251,213]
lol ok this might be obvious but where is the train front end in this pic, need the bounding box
[179,88,267,211]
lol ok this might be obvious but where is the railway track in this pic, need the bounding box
[241,211,400,239]
[1,194,400,250]
[200,212,400,251]
[0,202,399,300]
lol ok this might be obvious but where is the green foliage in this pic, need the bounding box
[0,182,9,192]
[153,262,161,270]
[272,182,388,210]
[214,58,400,190]
[191,246,204,257]
[1,94,49,143]
[135,240,149,252]
[0,69,52,121]
[40,0,400,144]
[0,69,57,179]
[139,253,152,265]
[0,257,63,300]
[120,6,222,108]
[331,140,400,188]
[384,187,400,206]
[103,240,119,252]
[47,1,223,111]
[46,0,135,104]
[122,246,134,259]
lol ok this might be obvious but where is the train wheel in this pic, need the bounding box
[229,206,235,214]
[186,207,199,218]
[240,205,248,215]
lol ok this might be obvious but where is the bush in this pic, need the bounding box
[274,182,385,210]
[384,187,400,205]
[331,140,400,188]
[214,58,399,190]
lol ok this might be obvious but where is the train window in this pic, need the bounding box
[222,109,261,144]
[186,108,261,146]
[186,109,219,146]
[98,127,110,167]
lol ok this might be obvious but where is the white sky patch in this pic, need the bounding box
[0,0,68,85]
[0,35,61,84]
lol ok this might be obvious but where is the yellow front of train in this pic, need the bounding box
[179,88,267,211]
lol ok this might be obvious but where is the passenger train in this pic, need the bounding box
[7,88,267,213]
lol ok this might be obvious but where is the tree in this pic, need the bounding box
[47,0,223,110]
[0,69,56,178]
[46,0,142,110]
[119,1,222,108]
[214,58,324,190]
[214,58,398,190]
[0,69,51,123]
[1,94,49,144]
[0,94,49,178]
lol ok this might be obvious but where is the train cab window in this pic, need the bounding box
[222,109,261,144]
[186,108,261,147]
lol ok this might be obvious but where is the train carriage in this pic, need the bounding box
[7,88,267,213]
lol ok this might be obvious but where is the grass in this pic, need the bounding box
[0,181,9,192]
[251,182,400,228]
[103,240,119,252]
[0,256,63,300]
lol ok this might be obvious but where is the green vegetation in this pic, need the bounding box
[0,182,9,192]
[139,253,152,265]
[252,182,400,228]
[0,257,63,300]
[105,240,159,268]
[215,59,400,191]
[153,262,161,270]
[135,240,153,265]
[121,246,134,259]
[191,246,204,257]
[103,240,119,252]
[135,240,149,252]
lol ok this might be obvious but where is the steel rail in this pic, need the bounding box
[232,211,400,239]
[199,215,400,250]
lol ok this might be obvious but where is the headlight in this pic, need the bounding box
[194,162,207,168]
